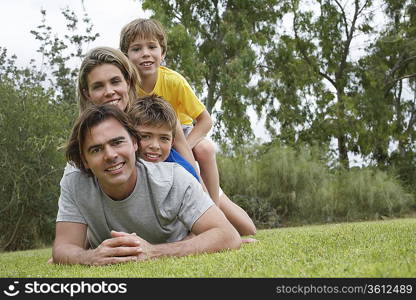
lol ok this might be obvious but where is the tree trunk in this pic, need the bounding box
[337,90,350,168]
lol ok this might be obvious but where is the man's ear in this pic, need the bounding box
[81,154,89,170]
[171,137,175,149]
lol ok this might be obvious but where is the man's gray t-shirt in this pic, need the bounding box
[56,160,214,248]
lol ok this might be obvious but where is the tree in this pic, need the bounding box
[30,6,99,103]
[356,0,416,184]
[256,0,375,168]
[139,0,283,148]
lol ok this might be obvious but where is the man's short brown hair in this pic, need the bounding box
[66,104,141,176]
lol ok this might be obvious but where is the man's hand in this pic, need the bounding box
[86,233,142,266]
[53,223,144,266]
[110,230,154,261]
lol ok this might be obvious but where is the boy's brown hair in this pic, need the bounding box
[119,18,167,56]
[129,95,177,138]
[66,104,141,176]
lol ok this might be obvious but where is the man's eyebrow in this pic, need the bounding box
[86,136,127,152]
[111,136,127,142]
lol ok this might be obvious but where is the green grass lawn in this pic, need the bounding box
[1,218,415,277]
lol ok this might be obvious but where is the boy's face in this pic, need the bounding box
[127,35,165,80]
[82,117,138,199]
[137,124,173,163]
[85,64,130,111]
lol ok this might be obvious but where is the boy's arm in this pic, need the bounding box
[114,205,241,261]
[173,119,199,169]
[186,110,212,149]
[52,222,141,265]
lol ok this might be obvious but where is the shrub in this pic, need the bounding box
[218,143,415,227]
[0,79,75,251]
[331,168,414,221]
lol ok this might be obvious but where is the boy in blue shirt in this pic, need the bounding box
[129,95,256,238]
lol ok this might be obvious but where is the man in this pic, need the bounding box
[52,104,240,266]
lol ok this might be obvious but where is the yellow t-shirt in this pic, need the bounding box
[137,66,205,125]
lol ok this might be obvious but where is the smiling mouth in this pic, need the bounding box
[144,153,162,162]
[106,99,120,105]
[106,162,125,172]
[140,62,153,67]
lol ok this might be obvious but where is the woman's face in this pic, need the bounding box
[84,63,130,111]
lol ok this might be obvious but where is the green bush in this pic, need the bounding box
[331,169,414,220]
[0,8,95,250]
[0,80,75,251]
[217,147,279,228]
[218,143,415,227]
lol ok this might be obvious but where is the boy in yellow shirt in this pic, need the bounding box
[120,18,221,205]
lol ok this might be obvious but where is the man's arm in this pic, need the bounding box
[114,205,241,261]
[52,222,141,266]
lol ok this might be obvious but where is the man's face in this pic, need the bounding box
[137,124,173,163]
[127,36,165,80]
[82,117,138,200]
[85,63,130,111]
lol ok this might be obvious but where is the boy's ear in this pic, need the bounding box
[131,136,139,156]
[133,139,139,152]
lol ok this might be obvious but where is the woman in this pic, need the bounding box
[77,47,138,113]
[76,47,197,169]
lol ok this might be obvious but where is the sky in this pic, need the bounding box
[0,0,270,143]
[0,0,147,66]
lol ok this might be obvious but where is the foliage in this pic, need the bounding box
[218,142,414,226]
[139,0,284,148]
[256,0,376,168]
[0,5,98,250]
[0,59,73,250]
[136,0,416,177]
[30,7,99,103]
[1,219,415,277]
[137,0,416,176]
[356,0,416,189]
[331,168,414,220]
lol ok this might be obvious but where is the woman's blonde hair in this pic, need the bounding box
[77,46,140,113]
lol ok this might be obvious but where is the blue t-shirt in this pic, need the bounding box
[165,149,199,182]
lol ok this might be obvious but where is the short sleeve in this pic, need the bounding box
[174,167,214,230]
[56,173,87,224]
[176,76,205,120]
